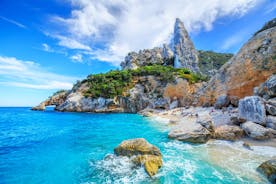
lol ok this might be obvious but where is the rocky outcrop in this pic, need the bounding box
[120,47,172,70]
[241,121,276,140]
[114,138,162,177]
[214,125,244,141]
[255,74,276,100]
[168,121,212,143]
[214,95,230,109]
[257,159,276,184]
[238,96,266,125]
[31,90,68,110]
[121,18,201,73]
[267,116,276,130]
[173,18,200,73]
[197,22,276,105]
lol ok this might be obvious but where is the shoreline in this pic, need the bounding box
[139,106,276,148]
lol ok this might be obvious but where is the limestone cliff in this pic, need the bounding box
[121,18,200,73]
[173,18,200,73]
[197,19,276,105]
[33,18,276,112]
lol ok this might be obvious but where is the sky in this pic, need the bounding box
[0,0,275,106]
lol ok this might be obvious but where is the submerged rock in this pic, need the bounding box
[168,121,212,143]
[214,125,244,141]
[257,159,276,184]
[114,138,162,176]
[238,96,266,125]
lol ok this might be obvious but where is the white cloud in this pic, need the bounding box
[50,0,261,65]
[0,16,27,29]
[220,31,248,51]
[0,56,78,90]
[70,53,83,62]
[42,43,52,52]
[54,35,92,51]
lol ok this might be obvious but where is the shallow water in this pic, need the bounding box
[0,107,275,183]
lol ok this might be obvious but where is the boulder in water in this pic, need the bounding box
[257,159,276,184]
[114,138,162,176]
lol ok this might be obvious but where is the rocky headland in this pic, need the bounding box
[32,18,276,180]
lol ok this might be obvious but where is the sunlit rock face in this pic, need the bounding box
[121,18,200,73]
[197,23,276,106]
[173,18,200,73]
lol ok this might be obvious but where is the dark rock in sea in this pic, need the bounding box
[257,159,276,184]
[238,96,266,125]
[114,138,162,177]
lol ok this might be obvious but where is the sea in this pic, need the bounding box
[0,107,275,184]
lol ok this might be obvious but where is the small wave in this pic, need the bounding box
[87,154,148,184]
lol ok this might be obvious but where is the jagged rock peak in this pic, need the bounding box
[173,18,200,73]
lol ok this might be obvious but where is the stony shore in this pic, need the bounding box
[139,106,276,147]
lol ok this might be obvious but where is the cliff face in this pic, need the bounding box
[173,18,200,73]
[121,18,200,73]
[120,46,173,70]
[33,18,276,113]
[197,24,276,105]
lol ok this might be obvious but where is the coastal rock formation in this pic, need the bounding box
[173,18,200,73]
[214,125,244,141]
[31,90,68,110]
[120,47,171,70]
[267,116,276,130]
[257,159,276,184]
[198,20,276,105]
[121,18,201,73]
[255,75,276,99]
[238,96,266,125]
[241,121,275,140]
[214,95,230,109]
[168,121,212,143]
[114,138,162,176]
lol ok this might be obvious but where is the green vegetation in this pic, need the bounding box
[198,50,233,76]
[52,89,67,96]
[82,65,207,98]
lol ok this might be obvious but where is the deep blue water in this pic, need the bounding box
[0,107,273,184]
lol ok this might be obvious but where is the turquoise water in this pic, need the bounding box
[0,107,273,183]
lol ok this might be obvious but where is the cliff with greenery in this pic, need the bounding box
[81,65,207,99]
[198,50,233,77]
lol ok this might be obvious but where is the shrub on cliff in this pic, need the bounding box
[82,65,206,98]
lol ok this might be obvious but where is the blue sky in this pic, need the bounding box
[0,0,275,106]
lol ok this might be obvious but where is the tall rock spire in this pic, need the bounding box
[173,18,200,73]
